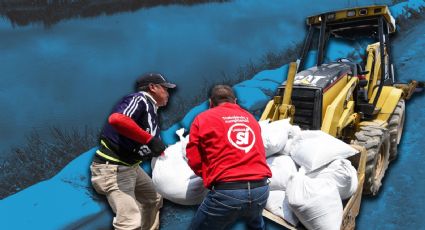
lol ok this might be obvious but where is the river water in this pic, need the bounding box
[0,0,392,154]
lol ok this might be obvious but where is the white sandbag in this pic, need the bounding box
[265,191,299,226]
[152,129,207,205]
[266,155,297,191]
[259,119,291,156]
[258,119,269,127]
[307,159,358,200]
[280,124,302,155]
[176,128,190,161]
[289,130,357,172]
[286,172,343,230]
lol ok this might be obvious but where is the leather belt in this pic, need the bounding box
[212,179,268,190]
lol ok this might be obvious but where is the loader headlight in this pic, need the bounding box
[374,8,382,14]
[359,8,368,16]
[347,10,356,17]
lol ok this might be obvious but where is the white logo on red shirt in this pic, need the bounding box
[227,123,256,153]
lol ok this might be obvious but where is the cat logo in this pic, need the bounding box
[227,123,256,153]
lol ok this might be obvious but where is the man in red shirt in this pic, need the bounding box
[187,85,272,230]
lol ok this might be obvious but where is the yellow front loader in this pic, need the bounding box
[261,5,423,229]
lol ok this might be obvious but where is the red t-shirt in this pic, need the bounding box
[186,102,272,188]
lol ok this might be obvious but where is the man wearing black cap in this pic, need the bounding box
[90,73,176,230]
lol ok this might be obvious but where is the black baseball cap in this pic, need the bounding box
[136,73,176,89]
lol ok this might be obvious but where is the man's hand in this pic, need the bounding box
[147,137,166,157]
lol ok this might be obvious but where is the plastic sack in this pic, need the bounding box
[265,190,299,226]
[289,130,357,172]
[286,172,343,230]
[151,129,207,205]
[281,124,302,155]
[307,159,358,200]
[259,119,291,157]
[266,155,298,191]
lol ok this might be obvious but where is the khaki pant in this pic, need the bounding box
[90,162,163,230]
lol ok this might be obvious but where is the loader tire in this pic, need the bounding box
[354,126,390,196]
[388,99,405,161]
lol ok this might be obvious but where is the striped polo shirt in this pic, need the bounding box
[100,91,160,163]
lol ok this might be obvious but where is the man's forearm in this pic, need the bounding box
[108,112,152,144]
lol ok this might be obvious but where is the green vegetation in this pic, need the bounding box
[0,126,98,198]
[160,43,302,128]
[396,6,425,32]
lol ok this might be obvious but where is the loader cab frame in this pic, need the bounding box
[297,6,396,119]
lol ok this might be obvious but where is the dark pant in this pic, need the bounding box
[190,185,269,230]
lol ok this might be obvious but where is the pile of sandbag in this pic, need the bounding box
[261,120,359,230]
[151,129,208,205]
[151,120,359,230]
